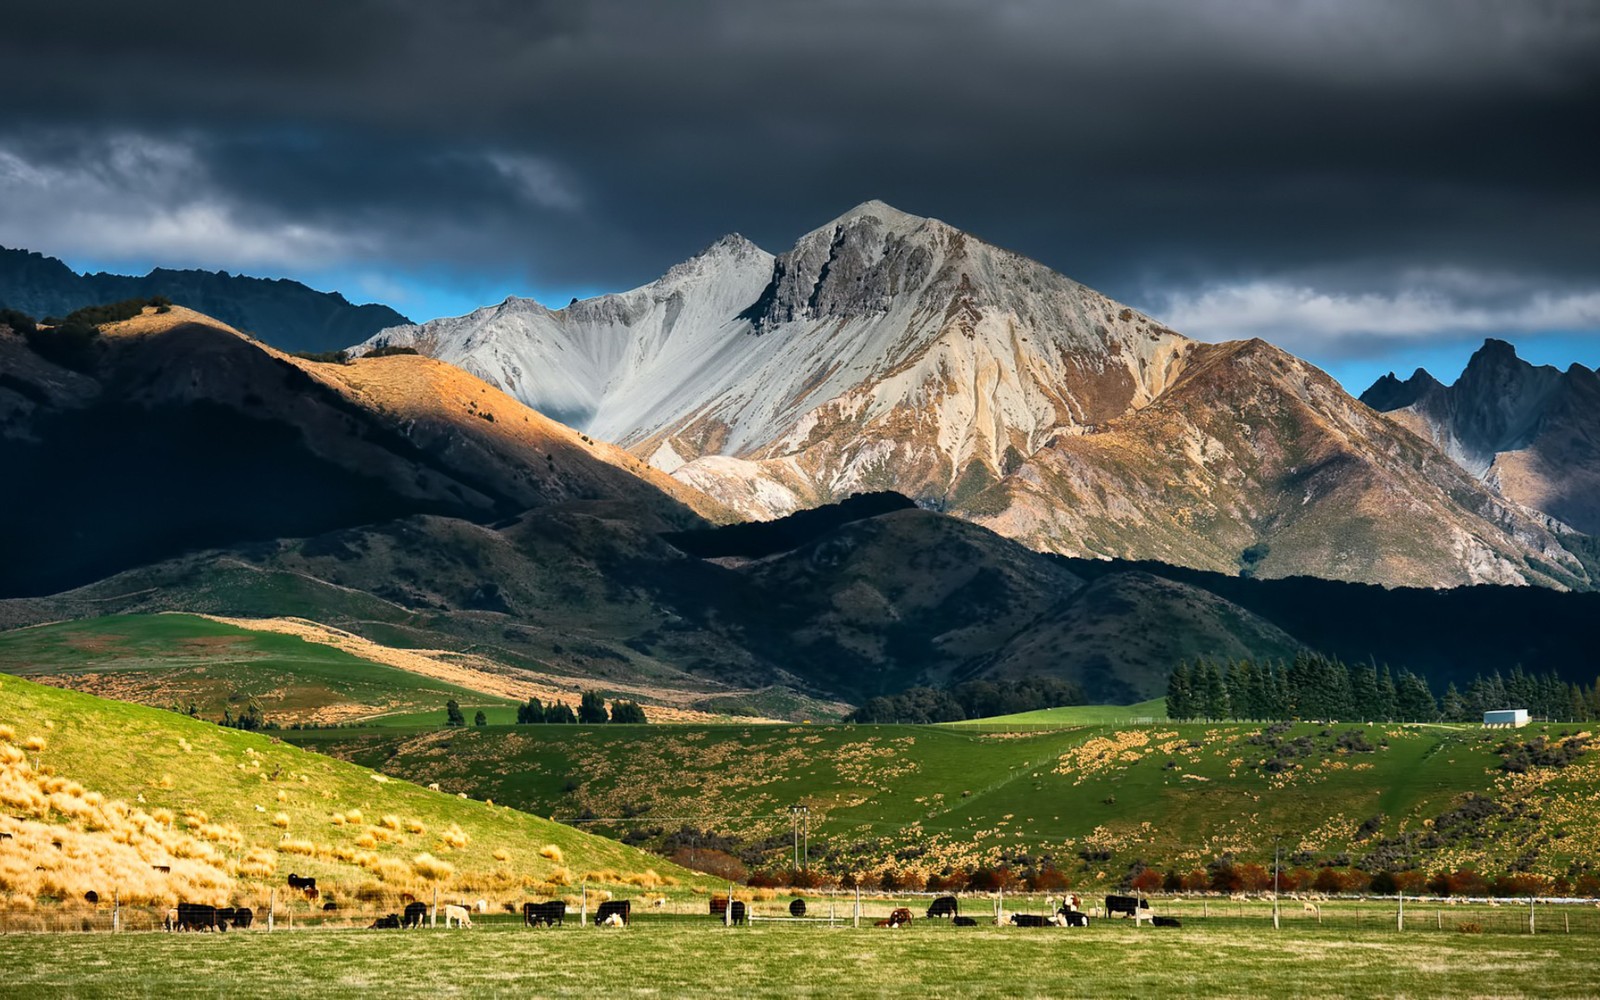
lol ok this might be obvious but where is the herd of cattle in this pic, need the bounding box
[166,876,1178,933]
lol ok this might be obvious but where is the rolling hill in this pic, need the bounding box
[0,305,727,597]
[0,672,708,909]
[290,717,1600,890]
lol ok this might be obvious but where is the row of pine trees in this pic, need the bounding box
[1166,655,1597,723]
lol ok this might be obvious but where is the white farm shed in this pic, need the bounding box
[1484,709,1530,727]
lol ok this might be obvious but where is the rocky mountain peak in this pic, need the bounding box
[1359,367,1444,411]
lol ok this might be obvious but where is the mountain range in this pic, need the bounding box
[1361,339,1600,537]
[361,201,1589,589]
[0,246,409,353]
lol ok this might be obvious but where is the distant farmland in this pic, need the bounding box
[288,718,1600,890]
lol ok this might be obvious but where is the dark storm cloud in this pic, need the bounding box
[1,0,1597,360]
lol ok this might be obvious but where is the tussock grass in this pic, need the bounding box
[0,673,710,909]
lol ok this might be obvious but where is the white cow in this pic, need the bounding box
[443,904,473,928]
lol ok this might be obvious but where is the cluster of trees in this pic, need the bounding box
[1170,655,1600,723]
[45,295,171,327]
[1168,655,1439,722]
[510,691,647,725]
[846,678,1085,724]
[5,297,173,372]
[219,699,273,731]
[364,344,420,358]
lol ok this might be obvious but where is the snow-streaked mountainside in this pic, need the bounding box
[361,202,1591,589]
[364,201,1189,513]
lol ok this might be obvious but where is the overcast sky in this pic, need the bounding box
[2,0,1597,389]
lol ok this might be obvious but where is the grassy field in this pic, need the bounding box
[0,614,513,725]
[946,698,1169,726]
[0,673,710,913]
[0,920,1595,998]
[287,718,1600,886]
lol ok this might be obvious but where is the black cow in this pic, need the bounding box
[369,913,401,929]
[84,890,99,904]
[232,908,254,929]
[402,901,428,928]
[729,901,746,925]
[952,915,979,927]
[1104,895,1149,918]
[287,873,317,893]
[926,896,959,919]
[1057,908,1090,927]
[595,900,631,926]
[789,899,806,918]
[172,903,226,932]
[322,902,339,912]
[1009,913,1050,927]
[215,907,236,927]
[1153,915,1182,928]
[524,901,567,927]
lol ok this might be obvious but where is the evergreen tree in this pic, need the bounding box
[1202,660,1230,721]
[445,699,466,727]
[1166,663,1193,721]
[517,697,543,724]
[610,700,648,724]
[1569,684,1589,723]
[1440,683,1467,723]
[474,710,488,726]
[577,691,609,724]
[1396,671,1437,721]
[545,701,577,724]
[1351,663,1382,722]
[1377,666,1399,723]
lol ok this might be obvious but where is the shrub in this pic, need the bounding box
[25,322,100,372]
[413,853,455,881]
[540,844,564,863]
[272,812,291,829]
[364,345,420,358]
[0,308,37,335]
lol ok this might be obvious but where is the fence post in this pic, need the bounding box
[854,886,860,928]
[725,883,733,927]
[113,890,120,934]
[268,889,275,932]
[1529,896,1535,935]
[1397,892,1403,932]
[431,887,437,929]
[580,881,588,927]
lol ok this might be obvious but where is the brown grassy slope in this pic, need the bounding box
[966,339,1586,588]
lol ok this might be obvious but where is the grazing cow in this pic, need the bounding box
[369,914,401,929]
[595,900,631,927]
[926,896,959,919]
[402,901,428,928]
[215,907,236,927]
[232,908,254,929]
[729,901,746,925]
[1104,895,1150,919]
[287,874,317,894]
[323,902,339,912]
[789,899,806,918]
[171,902,226,932]
[874,907,913,928]
[952,916,979,927]
[651,897,667,909]
[84,891,99,904]
[709,897,731,917]
[1303,903,1320,914]
[474,899,488,914]
[1152,916,1182,928]
[443,904,473,928]
[1009,913,1051,928]
[600,913,625,927]
[524,901,567,927]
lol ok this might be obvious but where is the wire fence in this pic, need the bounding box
[5,892,1597,937]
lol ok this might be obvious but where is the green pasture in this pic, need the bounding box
[288,717,1599,882]
[0,614,512,723]
[946,698,1169,727]
[0,919,1594,998]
